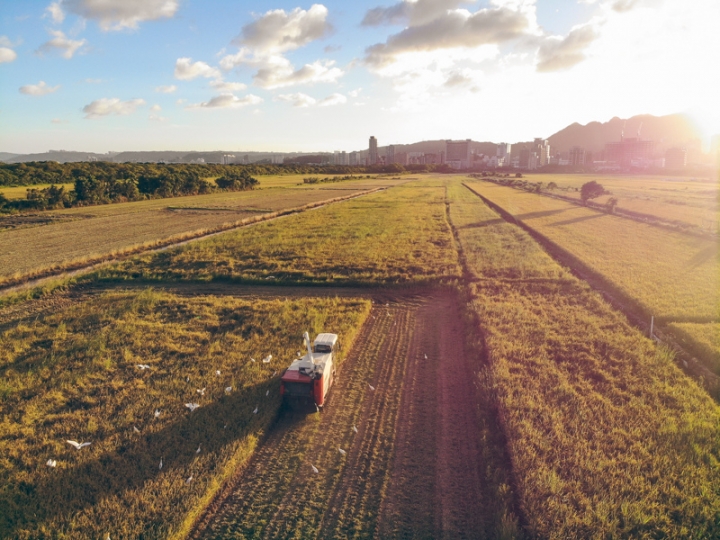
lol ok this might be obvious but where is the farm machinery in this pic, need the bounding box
[280,332,338,409]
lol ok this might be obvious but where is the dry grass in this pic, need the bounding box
[466,181,719,322]
[0,288,370,539]
[0,184,391,285]
[530,173,719,229]
[667,322,720,373]
[447,178,720,538]
[96,182,460,285]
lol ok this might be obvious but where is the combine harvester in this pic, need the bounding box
[280,332,338,410]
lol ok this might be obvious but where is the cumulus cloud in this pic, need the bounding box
[45,2,65,24]
[37,30,86,59]
[209,80,247,92]
[348,88,362,97]
[536,24,599,72]
[362,0,472,27]
[174,57,221,80]
[63,0,179,31]
[155,84,177,93]
[275,91,346,107]
[0,47,17,63]
[83,97,145,118]
[365,5,534,67]
[234,4,331,54]
[19,81,60,96]
[220,4,341,89]
[150,104,161,111]
[188,93,263,109]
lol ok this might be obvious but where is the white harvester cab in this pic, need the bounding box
[281,332,339,408]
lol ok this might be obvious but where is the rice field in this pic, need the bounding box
[96,181,461,285]
[0,289,370,539]
[667,322,720,373]
[447,179,720,538]
[465,181,719,323]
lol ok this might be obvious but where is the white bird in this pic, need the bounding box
[338,448,346,456]
[197,388,206,396]
[352,425,358,434]
[266,276,276,280]
[315,404,320,413]
[186,377,190,382]
[368,384,375,391]
[311,464,319,474]
[297,351,302,357]
[251,358,256,363]
[683,360,688,368]
[225,386,233,393]
[66,440,91,450]
[196,444,201,454]
[186,475,193,484]
[159,458,163,470]
[424,354,428,360]
[154,409,161,419]
[133,426,140,433]
[223,424,227,429]
[47,459,57,467]
[253,406,258,414]
[272,371,277,377]
[185,403,200,412]
[136,364,151,370]
[215,370,221,376]
[262,354,272,364]
[105,534,111,540]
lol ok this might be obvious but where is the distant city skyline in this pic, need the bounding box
[1,0,718,154]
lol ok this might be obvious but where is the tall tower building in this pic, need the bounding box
[369,136,378,165]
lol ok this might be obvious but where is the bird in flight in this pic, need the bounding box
[253,406,258,414]
[66,440,91,450]
[311,464,319,474]
[185,403,200,412]
[133,426,140,433]
[136,364,151,370]
[196,444,201,454]
[338,448,346,456]
[216,370,221,376]
[159,458,163,470]
[197,388,206,396]
[47,459,57,467]
[251,358,256,363]
[262,354,272,363]
[225,386,232,393]
[154,409,161,419]
[266,390,269,396]
[186,475,194,484]
[368,384,375,391]
[352,425,358,434]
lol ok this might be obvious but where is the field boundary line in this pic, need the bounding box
[462,181,720,397]
[0,187,387,296]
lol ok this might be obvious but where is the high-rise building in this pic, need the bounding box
[446,139,471,169]
[386,145,395,164]
[665,147,687,169]
[369,136,378,165]
[533,138,550,166]
[349,151,359,165]
[605,137,656,168]
[569,146,586,166]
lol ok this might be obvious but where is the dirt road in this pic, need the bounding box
[189,289,495,539]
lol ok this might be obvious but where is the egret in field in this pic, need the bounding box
[262,354,272,363]
[225,386,233,393]
[683,360,688,368]
[216,370,221,376]
[154,409,161,419]
[424,354,427,360]
[352,425,358,434]
[338,448,346,456]
[311,464,319,474]
[185,403,200,412]
[136,364,151,370]
[253,406,258,414]
[251,358,256,363]
[196,444,201,454]
[297,351,302,357]
[368,384,375,391]
[186,475,194,484]
[133,426,140,433]
[272,371,277,377]
[223,424,227,429]
[66,440,91,450]
[186,377,190,382]
[197,388,206,396]
[47,459,57,467]
[159,458,163,470]
[266,390,269,396]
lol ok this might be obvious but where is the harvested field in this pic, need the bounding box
[0,182,393,286]
[97,181,460,285]
[191,289,517,539]
[465,181,718,322]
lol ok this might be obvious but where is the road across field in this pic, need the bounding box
[188,287,493,539]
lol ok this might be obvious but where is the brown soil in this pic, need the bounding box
[188,288,494,538]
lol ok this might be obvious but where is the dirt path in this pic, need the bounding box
[189,289,491,539]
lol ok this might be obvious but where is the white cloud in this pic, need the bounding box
[220,5,341,89]
[188,93,263,109]
[235,4,332,54]
[275,92,347,107]
[83,97,146,118]
[150,104,162,111]
[536,24,599,72]
[174,58,221,81]
[149,113,167,122]
[37,30,86,59]
[44,2,65,24]
[20,81,61,96]
[85,78,104,83]
[0,47,17,63]
[276,92,317,107]
[318,93,347,106]
[348,88,362,98]
[63,0,179,31]
[0,36,14,47]
[50,118,68,124]
[362,0,473,27]
[155,84,177,93]
[210,80,247,92]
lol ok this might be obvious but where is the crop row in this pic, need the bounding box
[447,179,720,538]
[0,289,370,539]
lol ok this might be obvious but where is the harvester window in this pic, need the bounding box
[314,344,332,353]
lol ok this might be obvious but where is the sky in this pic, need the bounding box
[0,0,718,154]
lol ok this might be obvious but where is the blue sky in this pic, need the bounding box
[0,0,718,154]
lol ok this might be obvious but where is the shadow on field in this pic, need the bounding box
[549,212,606,227]
[686,244,717,269]
[7,378,282,534]
[514,207,568,221]
[457,218,505,229]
